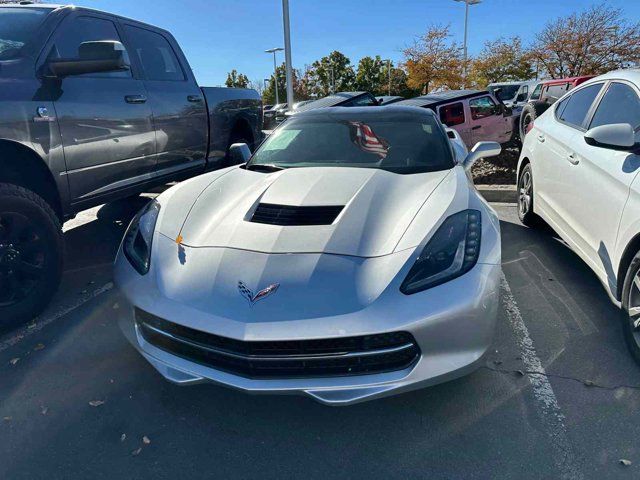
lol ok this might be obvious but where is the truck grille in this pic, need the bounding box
[250,203,343,226]
[135,309,420,379]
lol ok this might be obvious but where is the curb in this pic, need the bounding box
[476,184,517,204]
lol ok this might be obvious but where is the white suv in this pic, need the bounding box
[517,69,640,362]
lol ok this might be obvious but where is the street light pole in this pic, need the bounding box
[387,59,391,96]
[282,0,294,108]
[265,47,284,105]
[453,0,481,86]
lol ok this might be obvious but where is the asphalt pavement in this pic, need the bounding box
[1,198,639,480]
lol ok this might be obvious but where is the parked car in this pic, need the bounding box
[0,4,262,327]
[488,80,538,109]
[263,104,273,111]
[272,99,314,124]
[397,90,513,148]
[517,69,640,362]
[114,106,502,405]
[263,103,287,129]
[376,95,405,105]
[519,75,595,140]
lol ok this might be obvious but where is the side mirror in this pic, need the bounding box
[584,123,636,151]
[463,141,501,170]
[229,143,251,164]
[46,40,130,77]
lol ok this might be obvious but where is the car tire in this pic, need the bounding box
[519,102,549,141]
[621,251,640,364]
[0,183,63,330]
[517,163,539,227]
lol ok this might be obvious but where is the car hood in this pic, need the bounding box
[163,166,453,258]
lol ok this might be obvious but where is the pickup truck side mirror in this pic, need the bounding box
[46,40,130,78]
[584,123,637,151]
[463,141,501,171]
[229,143,251,164]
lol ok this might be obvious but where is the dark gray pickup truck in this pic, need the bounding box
[0,4,262,326]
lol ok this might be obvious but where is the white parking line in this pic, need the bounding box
[501,273,582,480]
[0,282,113,353]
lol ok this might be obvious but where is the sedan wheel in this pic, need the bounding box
[623,261,640,363]
[517,164,538,227]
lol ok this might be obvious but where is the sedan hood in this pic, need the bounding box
[172,166,452,258]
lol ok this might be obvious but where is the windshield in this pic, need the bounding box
[248,114,454,174]
[0,8,50,60]
[489,84,520,101]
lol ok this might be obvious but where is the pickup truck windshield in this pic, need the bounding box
[249,114,454,174]
[0,8,49,60]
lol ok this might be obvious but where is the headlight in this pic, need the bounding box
[123,200,160,275]
[400,209,481,294]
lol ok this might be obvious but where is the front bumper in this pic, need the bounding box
[114,254,501,406]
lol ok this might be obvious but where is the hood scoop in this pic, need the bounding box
[250,203,344,226]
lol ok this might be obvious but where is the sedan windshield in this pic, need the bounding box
[0,8,50,60]
[489,84,520,101]
[249,113,454,174]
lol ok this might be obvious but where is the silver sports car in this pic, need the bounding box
[114,106,502,405]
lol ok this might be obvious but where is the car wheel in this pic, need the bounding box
[0,183,63,330]
[622,251,640,364]
[517,163,538,227]
[519,102,549,141]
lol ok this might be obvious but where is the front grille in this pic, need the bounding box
[136,309,420,379]
[250,203,343,226]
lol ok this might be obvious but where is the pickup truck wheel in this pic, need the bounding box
[519,102,549,141]
[622,250,640,364]
[0,183,63,329]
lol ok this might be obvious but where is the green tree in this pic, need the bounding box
[380,61,419,97]
[303,51,356,97]
[262,64,308,105]
[354,55,385,93]
[468,37,534,87]
[225,69,249,88]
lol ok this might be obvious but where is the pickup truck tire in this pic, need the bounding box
[0,183,63,329]
[519,102,550,141]
[621,249,640,365]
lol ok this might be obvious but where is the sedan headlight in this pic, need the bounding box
[401,209,481,294]
[123,200,160,275]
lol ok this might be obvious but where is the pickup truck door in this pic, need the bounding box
[121,24,208,178]
[41,13,156,205]
[468,95,511,145]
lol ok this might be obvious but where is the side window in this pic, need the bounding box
[48,16,130,78]
[123,25,184,81]
[469,96,498,120]
[439,102,465,126]
[590,82,640,131]
[345,95,377,107]
[530,84,542,101]
[557,83,603,128]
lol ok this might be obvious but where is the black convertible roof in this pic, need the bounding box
[397,90,487,109]
[293,92,370,113]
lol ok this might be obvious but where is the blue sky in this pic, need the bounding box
[78,0,640,87]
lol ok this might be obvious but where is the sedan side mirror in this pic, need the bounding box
[229,143,251,164]
[46,40,130,78]
[584,123,636,151]
[463,141,502,171]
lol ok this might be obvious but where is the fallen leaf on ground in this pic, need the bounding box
[120,434,126,442]
[584,380,595,387]
[620,459,632,466]
[33,344,45,351]
[41,406,48,415]
[9,358,19,366]
[143,436,151,445]
[131,447,142,456]
[88,400,105,407]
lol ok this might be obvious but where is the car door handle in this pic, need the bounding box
[537,134,545,143]
[187,95,203,103]
[471,125,482,130]
[125,95,147,104]
[567,152,580,165]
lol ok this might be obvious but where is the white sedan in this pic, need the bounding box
[518,69,640,362]
[114,106,502,405]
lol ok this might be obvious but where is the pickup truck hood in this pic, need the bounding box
[172,166,451,258]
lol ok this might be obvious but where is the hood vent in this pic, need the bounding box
[250,203,344,226]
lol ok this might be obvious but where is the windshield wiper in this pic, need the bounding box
[246,163,285,172]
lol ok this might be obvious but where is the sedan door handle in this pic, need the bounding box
[471,125,482,130]
[187,95,203,103]
[125,95,147,104]
[537,134,545,143]
[567,152,580,165]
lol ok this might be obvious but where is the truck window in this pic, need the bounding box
[439,102,465,126]
[47,16,131,78]
[530,84,542,101]
[469,96,498,120]
[0,7,50,60]
[124,26,185,81]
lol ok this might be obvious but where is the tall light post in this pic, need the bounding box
[453,0,481,86]
[265,47,284,105]
[282,0,294,107]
